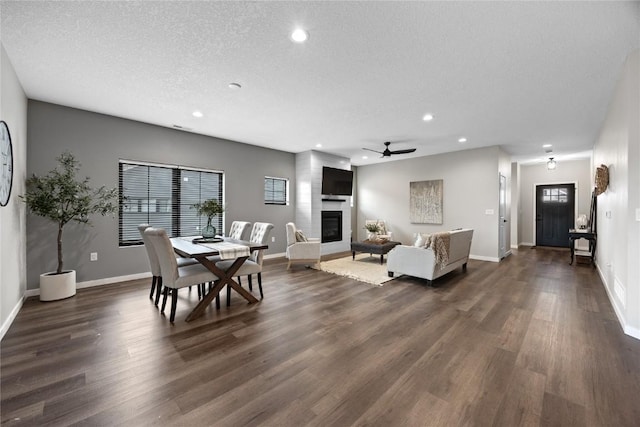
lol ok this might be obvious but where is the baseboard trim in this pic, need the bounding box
[264,252,285,260]
[0,295,26,341]
[520,242,535,247]
[77,272,151,289]
[595,262,639,341]
[510,245,519,249]
[469,255,500,263]
[24,272,153,297]
[625,325,640,340]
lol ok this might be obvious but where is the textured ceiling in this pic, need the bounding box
[1,1,638,165]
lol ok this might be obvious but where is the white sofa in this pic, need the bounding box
[387,229,473,285]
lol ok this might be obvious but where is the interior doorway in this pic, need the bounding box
[535,183,575,247]
[499,174,508,259]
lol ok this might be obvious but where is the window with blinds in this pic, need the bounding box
[264,176,288,205]
[119,161,224,246]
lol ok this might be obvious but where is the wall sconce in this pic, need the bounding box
[547,157,556,170]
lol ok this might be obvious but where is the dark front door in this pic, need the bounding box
[536,184,575,247]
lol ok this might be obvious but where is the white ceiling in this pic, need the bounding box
[1,1,638,166]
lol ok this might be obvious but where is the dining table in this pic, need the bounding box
[170,236,268,322]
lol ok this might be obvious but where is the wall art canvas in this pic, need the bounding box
[410,179,443,224]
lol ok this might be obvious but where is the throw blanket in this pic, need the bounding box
[424,231,451,269]
[200,241,250,260]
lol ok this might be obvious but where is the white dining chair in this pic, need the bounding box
[228,221,252,240]
[144,227,219,323]
[138,223,202,305]
[216,222,274,305]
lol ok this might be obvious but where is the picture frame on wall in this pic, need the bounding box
[409,179,443,224]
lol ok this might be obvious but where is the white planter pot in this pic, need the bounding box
[40,270,76,301]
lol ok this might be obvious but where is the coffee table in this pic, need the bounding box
[351,240,401,264]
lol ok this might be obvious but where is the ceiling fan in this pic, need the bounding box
[362,141,417,158]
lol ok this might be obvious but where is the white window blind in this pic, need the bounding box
[264,176,288,205]
[119,161,224,246]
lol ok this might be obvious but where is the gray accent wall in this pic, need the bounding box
[1,44,28,338]
[356,146,507,261]
[26,101,296,290]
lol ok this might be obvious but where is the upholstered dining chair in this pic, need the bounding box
[138,223,201,305]
[228,221,252,240]
[285,222,321,269]
[216,222,274,305]
[144,227,219,323]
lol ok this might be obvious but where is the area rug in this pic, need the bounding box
[314,253,396,286]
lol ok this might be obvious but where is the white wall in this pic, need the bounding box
[519,158,592,246]
[357,146,504,261]
[0,44,28,340]
[593,49,640,339]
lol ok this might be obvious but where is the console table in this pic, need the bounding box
[569,229,596,267]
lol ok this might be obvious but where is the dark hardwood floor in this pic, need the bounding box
[2,248,640,426]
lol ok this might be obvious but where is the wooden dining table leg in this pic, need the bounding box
[185,256,259,322]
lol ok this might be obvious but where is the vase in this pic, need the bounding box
[202,219,217,238]
[368,231,378,241]
[40,270,76,301]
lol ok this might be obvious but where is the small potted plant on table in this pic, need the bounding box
[364,222,380,241]
[21,152,118,301]
[192,199,224,238]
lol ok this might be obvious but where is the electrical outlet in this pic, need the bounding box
[485,209,494,215]
[90,252,98,261]
[271,236,275,242]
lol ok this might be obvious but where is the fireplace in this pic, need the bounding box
[322,211,342,243]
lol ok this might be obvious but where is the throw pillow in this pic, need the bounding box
[295,230,308,242]
[377,221,387,235]
[413,233,425,247]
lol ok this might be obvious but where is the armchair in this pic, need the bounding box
[285,222,321,269]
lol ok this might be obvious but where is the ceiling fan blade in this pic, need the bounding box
[362,148,384,154]
[389,148,417,155]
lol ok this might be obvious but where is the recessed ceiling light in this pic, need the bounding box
[315,143,322,148]
[422,114,434,121]
[228,82,242,89]
[291,28,309,43]
[362,155,368,159]
[458,137,467,143]
[543,144,552,148]
[192,111,203,118]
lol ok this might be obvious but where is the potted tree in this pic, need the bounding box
[192,199,224,238]
[21,151,118,301]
